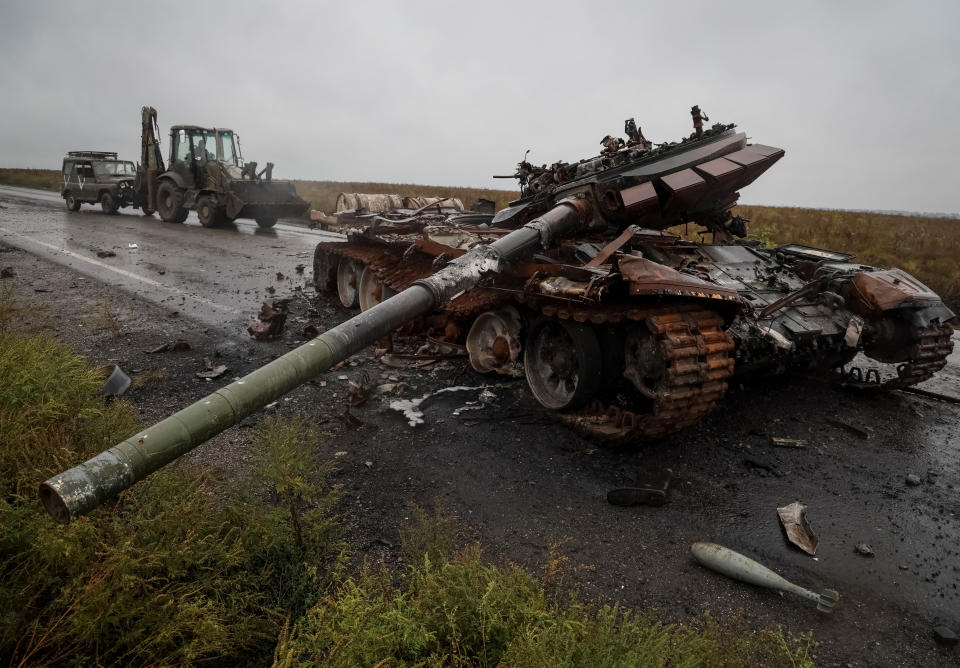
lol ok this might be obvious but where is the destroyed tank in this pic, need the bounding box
[312,116,955,442]
[40,112,955,523]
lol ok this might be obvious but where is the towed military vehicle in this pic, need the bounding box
[40,111,955,522]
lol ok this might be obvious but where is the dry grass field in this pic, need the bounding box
[730,205,960,305]
[1,168,956,303]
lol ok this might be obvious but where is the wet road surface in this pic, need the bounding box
[0,184,342,329]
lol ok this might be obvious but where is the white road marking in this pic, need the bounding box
[0,224,243,314]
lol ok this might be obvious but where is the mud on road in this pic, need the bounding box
[1,219,958,666]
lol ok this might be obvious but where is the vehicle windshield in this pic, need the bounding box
[92,161,137,176]
[187,129,238,166]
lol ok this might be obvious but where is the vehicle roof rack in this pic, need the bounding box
[66,151,119,160]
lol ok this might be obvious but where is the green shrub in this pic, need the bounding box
[0,333,341,666]
[275,546,815,668]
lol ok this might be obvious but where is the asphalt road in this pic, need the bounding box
[0,184,341,329]
[2,185,959,665]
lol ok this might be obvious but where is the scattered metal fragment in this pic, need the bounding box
[348,371,373,406]
[905,474,922,486]
[0,266,14,278]
[196,365,228,380]
[100,364,131,396]
[770,436,806,448]
[96,250,116,258]
[276,272,285,281]
[777,501,819,555]
[825,417,870,440]
[127,243,138,250]
[390,385,492,427]
[607,469,672,507]
[691,542,839,613]
[146,343,170,354]
[295,264,305,274]
[900,386,960,405]
[247,299,290,340]
[854,543,875,557]
[933,626,959,646]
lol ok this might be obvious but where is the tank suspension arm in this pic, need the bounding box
[39,197,591,523]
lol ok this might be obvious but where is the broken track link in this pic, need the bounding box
[839,320,955,390]
[552,307,735,444]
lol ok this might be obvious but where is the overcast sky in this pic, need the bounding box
[1,1,957,213]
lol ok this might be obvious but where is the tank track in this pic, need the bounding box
[554,309,735,444]
[839,321,954,389]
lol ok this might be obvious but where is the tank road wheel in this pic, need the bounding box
[358,265,396,311]
[197,195,226,228]
[65,192,81,211]
[100,192,119,215]
[336,258,363,308]
[524,318,603,410]
[141,207,155,217]
[156,181,188,224]
[255,216,278,228]
[313,246,338,293]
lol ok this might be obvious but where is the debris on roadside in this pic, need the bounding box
[295,264,305,274]
[276,272,285,281]
[691,542,839,613]
[854,543,875,558]
[826,417,871,440]
[95,250,116,258]
[172,339,191,352]
[770,436,806,448]
[0,266,14,278]
[247,299,290,341]
[933,625,958,647]
[196,357,228,380]
[607,469,672,507]
[127,243,138,250]
[905,474,922,487]
[777,501,819,555]
[348,370,373,406]
[390,385,493,427]
[99,363,131,396]
[303,323,323,338]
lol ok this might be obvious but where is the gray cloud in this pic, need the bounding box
[1,0,958,213]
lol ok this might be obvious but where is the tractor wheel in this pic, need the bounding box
[100,192,119,215]
[65,192,81,211]
[255,216,278,228]
[157,181,188,223]
[197,195,226,228]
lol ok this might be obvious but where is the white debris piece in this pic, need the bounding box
[390,385,492,427]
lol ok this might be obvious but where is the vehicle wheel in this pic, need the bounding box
[255,216,278,228]
[524,318,603,410]
[65,192,81,211]
[336,258,362,308]
[100,192,119,215]
[156,181,188,223]
[141,207,155,217]
[358,265,396,311]
[197,195,226,228]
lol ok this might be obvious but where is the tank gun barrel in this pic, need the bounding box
[39,197,592,523]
